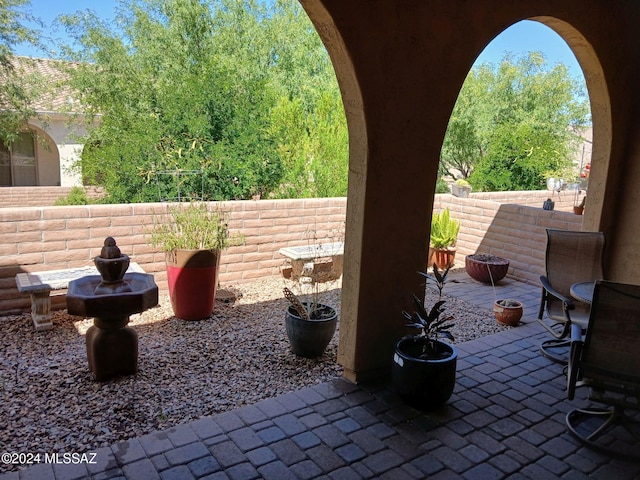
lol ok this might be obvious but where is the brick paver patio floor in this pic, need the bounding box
[3,273,640,479]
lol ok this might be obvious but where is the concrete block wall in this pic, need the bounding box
[0,192,585,315]
[0,186,105,207]
[434,194,583,285]
[0,185,584,210]
[0,198,347,315]
[468,189,585,211]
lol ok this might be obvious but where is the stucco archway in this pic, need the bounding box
[300,0,639,382]
[530,17,611,234]
[28,124,62,186]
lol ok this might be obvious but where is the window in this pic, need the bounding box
[0,132,37,186]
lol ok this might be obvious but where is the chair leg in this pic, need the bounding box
[540,338,571,364]
[566,406,640,462]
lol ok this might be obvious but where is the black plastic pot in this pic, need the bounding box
[392,337,458,410]
[285,303,337,358]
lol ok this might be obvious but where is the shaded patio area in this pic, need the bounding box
[3,274,640,480]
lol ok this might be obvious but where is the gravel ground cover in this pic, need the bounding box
[0,276,507,473]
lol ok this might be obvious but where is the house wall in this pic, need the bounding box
[0,194,582,316]
[34,135,60,186]
[57,144,84,187]
[28,116,88,187]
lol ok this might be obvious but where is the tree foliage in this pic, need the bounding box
[58,0,347,203]
[440,52,590,191]
[0,0,44,146]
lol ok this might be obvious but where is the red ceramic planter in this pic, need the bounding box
[166,249,220,320]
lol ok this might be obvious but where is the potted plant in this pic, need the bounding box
[429,208,460,270]
[147,203,243,320]
[283,287,338,358]
[543,198,555,210]
[450,178,472,198]
[281,230,343,358]
[465,253,510,284]
[392,265,458,410]
[493,298,523,326]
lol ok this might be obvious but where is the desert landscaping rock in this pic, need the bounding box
[0,276,505,473]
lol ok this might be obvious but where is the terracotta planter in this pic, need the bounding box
[429,247,456,270]
[465,254,509,284]
[573,205,584,215]
[165,249,221,320]
[493,300,523,326]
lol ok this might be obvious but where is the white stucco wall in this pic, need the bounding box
[58,144,84,186]
[28,113,94,187]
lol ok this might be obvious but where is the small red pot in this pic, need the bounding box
[493,300,523,326]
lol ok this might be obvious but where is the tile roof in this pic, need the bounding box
[8,56,84,114]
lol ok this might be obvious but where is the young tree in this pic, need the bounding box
[59,0,347,202]
[266,0,348,198]
[441,52,590,191]
[59,0,282,202]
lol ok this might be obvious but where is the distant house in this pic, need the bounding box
[0,57,96,187]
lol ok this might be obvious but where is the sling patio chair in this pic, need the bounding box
[566,280,640,461]
[537,229,605,363]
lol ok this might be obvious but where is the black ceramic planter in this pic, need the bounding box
[285,303,337,358]
[392,337,458,410]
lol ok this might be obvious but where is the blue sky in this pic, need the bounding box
[15,1,583,79]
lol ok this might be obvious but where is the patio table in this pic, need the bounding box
[570,281,595,304]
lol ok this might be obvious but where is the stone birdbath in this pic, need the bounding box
[66,237,158,381]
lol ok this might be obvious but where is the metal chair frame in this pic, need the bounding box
[565,281,640,461]
[537,229,605,363]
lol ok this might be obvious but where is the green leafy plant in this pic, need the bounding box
[420,263,458,298]
[496,298,521,308]
[402,265,455,358]
[435,178,450,193]
[454,178,471,187]
[146,203,244,252]
[430,208,460,249]
[54,186,92,205]
[440,52,590,191]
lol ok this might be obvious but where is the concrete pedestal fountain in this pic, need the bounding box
[66,237,158,381]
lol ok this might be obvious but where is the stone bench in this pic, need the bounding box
[15,262,145,331]
[279,242,344,283]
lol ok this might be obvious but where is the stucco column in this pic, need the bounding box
[302,0,640,382]
[302,1,481,382]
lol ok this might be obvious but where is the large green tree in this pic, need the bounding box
[440,52,590,191]
[0,0,43,146]
[266,0,348,198]
[59,0,347,202]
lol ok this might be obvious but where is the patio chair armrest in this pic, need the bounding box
[540,276,576,311]
[567,324,584,400]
